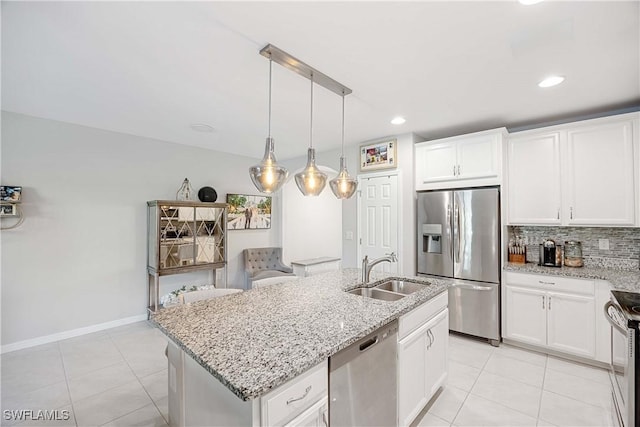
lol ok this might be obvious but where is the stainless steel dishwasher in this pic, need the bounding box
[329,320,398,426]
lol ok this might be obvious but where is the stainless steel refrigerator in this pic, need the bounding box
[416,187,501,345]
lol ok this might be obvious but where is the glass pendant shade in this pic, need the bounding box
[330,157,357,199]
[249,137,289,193]
[295,148,327,196]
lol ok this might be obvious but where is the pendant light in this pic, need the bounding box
[249,59,289,193]
[294,75,327,196]
[329,93,358,199]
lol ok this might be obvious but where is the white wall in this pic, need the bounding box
[280,151,342,265]
[0,112,278,347]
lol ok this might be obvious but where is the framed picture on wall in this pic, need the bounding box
[359,139,397,172]
[226,193,272,230]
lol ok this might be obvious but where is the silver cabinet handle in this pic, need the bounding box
[457,164,461,175]
[429,329,435,347]
[557,209,560,220]
[542,295,545,310]
[453,165,457,176]
[549,296,551,310]
[426,329,434,349]
[570,207,573,219]
[286,385,312,405]
[539,280,555,285]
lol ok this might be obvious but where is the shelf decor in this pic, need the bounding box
[360,139,397,172]
[226,193,272,230]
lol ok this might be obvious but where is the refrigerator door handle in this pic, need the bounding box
[455,204,461,263]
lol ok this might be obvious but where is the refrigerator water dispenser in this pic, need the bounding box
[422,224,442,254]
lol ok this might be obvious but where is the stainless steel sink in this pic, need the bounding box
[347,287,405,301]
[374,280,426,295]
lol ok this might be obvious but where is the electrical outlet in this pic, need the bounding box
[345,231,354,240]
[599,239,610,250]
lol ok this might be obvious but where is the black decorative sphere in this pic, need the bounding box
[198,186,217,202]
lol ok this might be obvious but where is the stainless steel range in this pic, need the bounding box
[605,290,640,427]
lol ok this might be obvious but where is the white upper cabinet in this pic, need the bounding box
[564,118,636,226]
[415,128,505,190]
[507,132,562,225]
[506,112,639,227]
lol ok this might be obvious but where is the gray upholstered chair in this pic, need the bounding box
[243,247,295,290]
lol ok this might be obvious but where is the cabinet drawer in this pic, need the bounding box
[504,271,594,295]
[261,361,328,426]
[399,291,448,340]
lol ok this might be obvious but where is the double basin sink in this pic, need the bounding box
[347,280,427,301]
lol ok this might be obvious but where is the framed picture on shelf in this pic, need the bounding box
[226,193,272,230]
[360,139,397,172]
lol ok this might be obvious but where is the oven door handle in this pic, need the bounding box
[604,301,627,335]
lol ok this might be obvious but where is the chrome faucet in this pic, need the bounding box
[362,252,398,283]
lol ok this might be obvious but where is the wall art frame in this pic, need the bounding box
[359,139,397,172]
[226,193,272,230]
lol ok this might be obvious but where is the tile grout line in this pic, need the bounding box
[535,354,548,424]
[449,343,497,426]
[56,341,79,427]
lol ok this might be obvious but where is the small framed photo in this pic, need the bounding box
[0,204,16,216]
[360,139,397,172]
[0,186,22,203]
[226,193,272,230]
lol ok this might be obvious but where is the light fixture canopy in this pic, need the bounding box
[249,59,288,193]
[330,94,357,200]
[295,77,327,196]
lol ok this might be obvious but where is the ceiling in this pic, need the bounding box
[3,1,639,160]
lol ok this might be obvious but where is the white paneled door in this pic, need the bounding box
[358,174,398,275]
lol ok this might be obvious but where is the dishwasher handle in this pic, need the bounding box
[359,336,379,352]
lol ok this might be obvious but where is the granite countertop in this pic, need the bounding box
[504,262,640,292]
[151,268,449,401]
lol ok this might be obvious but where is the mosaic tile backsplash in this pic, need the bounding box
[508,226,640,270]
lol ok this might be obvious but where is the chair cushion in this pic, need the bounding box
[252,276,299,289]
[252,270,296,281]
[179,288,242,304]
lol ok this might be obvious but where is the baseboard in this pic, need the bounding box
[1,313,148,354]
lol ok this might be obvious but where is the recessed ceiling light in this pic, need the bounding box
[538,75,565,88]
[190,123,215,133]
[391,116,406,125]
[519,0,544,5]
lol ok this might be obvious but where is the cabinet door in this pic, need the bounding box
[507,132,562,224]
[456,134,499,180]
[547,291,596,358]
[284,396,328,427]
[565,119,636,225]
[504,286,547,346]
[425,309,449,401]
[398,322,429,427]
[416,142,457,184]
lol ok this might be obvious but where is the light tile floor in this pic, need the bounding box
[416,333,613,427]
[1,322,613,427]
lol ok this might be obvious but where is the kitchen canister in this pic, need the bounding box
[564,240,583,267]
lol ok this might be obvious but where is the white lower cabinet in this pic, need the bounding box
[398,291,449,426]
[167,345,328,427]
[283,396,327,427]
[504,272,596,359]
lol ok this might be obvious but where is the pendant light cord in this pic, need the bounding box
[268,59,272,138]
[341,92,345,157]
[310,74,314,149]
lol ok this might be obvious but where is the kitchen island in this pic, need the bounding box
[152,268,450,426]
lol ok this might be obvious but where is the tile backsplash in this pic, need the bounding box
[508,226,640,270]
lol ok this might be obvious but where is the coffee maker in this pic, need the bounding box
[539,239,562,267]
